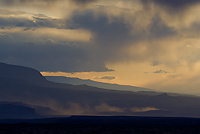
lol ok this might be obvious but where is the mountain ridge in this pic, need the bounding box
[0,62,46,85]
[45,76,154,92]
[1,62,200,118]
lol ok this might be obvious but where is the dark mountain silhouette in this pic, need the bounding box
[1,62,200,118]
[0,103,38,119]
[0,62,46,85]
[45,76,154,92]
[0,101,60,119]
[0,101,59,117]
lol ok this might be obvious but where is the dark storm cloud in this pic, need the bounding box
[0,17,33,28]
[72,0,98,5]
[149,16,176,38]
[0,10,120,72]
[0,36,111,72]
[70,11,132,45]
[1,9,133,73]
[143,0,200,12]
[69,10,178,64]
[153,0,200,8]
[70,10,177,45]
[69,11,134,62]
[0,9,180,73]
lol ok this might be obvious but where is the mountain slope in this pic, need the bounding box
[1,62,200,118]
[0,101,59,117]
[0,102,39,119]
[0,62,46,85]
[45,76,154,92]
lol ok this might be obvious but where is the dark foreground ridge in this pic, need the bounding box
[1,116,200,134]
[1,115,200,125]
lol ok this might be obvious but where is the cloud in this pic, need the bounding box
[0,9,130,72]
[149,16,176,38]
[153,0,200,9]
[0,0,58,5]
[71,0,98,5]
[154,70,168,74]
[142,0,200,13]
[0,8,140,72]
[0,30,111,72]
[0,8,26,15]
[68,10,137,63]
[0,11,65,29]
[67,7,180,67]
[70,11,132,46]
[96,76,116,80]
[0,0,200,76]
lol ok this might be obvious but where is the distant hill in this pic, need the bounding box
[1,62,200,118]
[0,102,38,119]
[45,76,154,92]
[0,62,46,85]
[0,101,59,117]
[0,101,59,119]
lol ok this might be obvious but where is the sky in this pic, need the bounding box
[1,0,200,94]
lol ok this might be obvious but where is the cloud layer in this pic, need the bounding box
[0,1,199,71]
[1,0,200,93]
